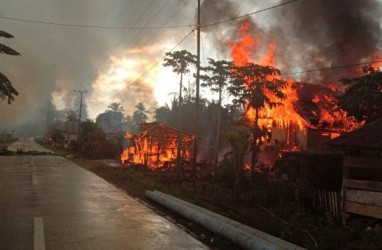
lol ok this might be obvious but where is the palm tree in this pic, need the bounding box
[107,102,125,113]
[0,30,20,104]
[228,63,287,184]
[163,50,196,179]
[201,59,233,167]
[132,102,150,125]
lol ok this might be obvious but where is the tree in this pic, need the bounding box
[44,96,58,134]
[225,127,250,197]
[163,50,196,179]
[66,109,78,121]
[107,102,125,113]
[228,63,287,184]
[201,59,233,167]
[337,65,382,124]
[80,120,105,141]
[132,102,150,125]
[0,30,20,104]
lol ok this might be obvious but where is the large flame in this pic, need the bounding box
[120,124,193,170]
[228,19,363,152]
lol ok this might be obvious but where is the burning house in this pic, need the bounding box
[121,122,194,169]
[248,80,362,168]
[224,16,367,168]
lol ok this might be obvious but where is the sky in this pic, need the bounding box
[1,0,381,133]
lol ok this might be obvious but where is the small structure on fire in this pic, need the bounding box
[121,122,194,169]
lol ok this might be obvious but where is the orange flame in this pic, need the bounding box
[228,20,363,152]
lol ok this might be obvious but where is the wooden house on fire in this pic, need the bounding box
[121,122,194,169]
[256,82,362,167]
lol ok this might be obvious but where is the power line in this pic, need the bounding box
[201,0,301,28]
[81,0,190,94]
[78,0,157,89]
[0,15,193,30]
[280,60,382,76]
[139,0,191,48]
[1,1,299,30]
[89,28,195,108]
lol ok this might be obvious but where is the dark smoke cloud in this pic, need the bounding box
[199,0,241,55]
[272,0,382,82]
[200,0,382,82]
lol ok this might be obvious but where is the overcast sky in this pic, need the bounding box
[1,0,381,132]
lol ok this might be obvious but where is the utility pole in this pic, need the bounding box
[74,89,87,144]
[192,0,201,187]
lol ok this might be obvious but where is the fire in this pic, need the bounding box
[371,53,382,69]
[228,19,363,153]
[259,42,276,67]
[228,21,257,66]
[120,123,194,170]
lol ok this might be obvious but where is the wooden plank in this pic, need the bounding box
[345,189,382,207]
[331,191,337,220]
[345,201,382,220]
[343,179,382,192]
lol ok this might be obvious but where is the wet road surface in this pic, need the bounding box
[0,139,208,249]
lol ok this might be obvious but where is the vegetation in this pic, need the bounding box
[107,102,125,113]
[202,59,233,167]
[228,63,287,183]
[0,30,20,104]
[337,65,382,124]
[163,50,197,180]
[35,46,382,249]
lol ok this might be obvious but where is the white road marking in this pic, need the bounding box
[34,217,45,250]
[32,173,38,185]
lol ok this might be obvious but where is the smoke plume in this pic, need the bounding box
[201,0,382,82]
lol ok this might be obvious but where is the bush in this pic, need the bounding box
[79,139,118,159]
[215,157,235,188]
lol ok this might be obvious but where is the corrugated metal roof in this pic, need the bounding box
[326,119,382,149]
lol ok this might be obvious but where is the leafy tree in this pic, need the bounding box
[154,96,179,128]
[201,59,233,166]
[337,65,382,124]
[163,50,196,179]
[95,102,125,133]
[44,96,58,134]
[96,111,123,133]
[228,63,286,184]
[80,120,105,141]
[66,110,78,121]
[225,127,250,196]
[0,30,20,104]
[123,115,137,133]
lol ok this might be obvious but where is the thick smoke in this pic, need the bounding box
[199,0,241,56]
[0,0,188,134]
[273,0,382,82]
[200,0,382,82]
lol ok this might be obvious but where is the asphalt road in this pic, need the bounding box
[0,139,208,250]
